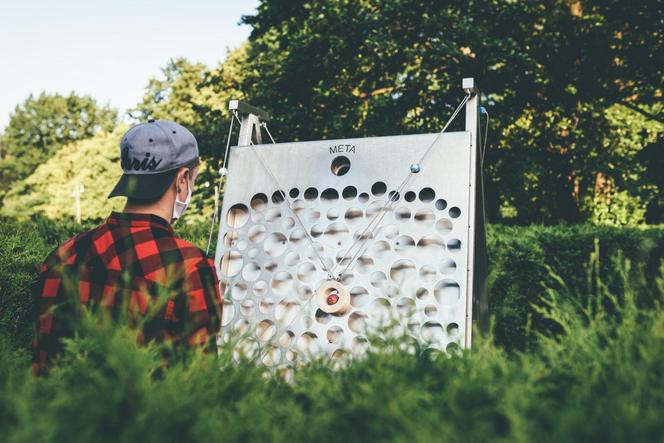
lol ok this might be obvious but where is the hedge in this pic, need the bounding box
[1,216,662,352]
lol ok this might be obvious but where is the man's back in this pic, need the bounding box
[34,211,222,373]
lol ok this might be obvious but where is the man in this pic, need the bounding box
[33,119,223,374]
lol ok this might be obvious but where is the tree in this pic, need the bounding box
[1,127,127,221]
[0,92,117,193]
[240,0,663,224]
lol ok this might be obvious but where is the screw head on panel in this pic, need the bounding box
[410,163,421,173]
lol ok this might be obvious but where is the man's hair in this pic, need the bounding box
[126,158,201,206]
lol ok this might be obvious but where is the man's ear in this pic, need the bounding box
[175,167,190,198]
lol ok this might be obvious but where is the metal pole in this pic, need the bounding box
[463,78,479,348]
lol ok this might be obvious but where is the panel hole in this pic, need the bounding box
[271,190,285,204]
[282,217,295,230]
[279,331,295,348]
[250,194,268,212]
[434,279,460,305]
[289,229,306,246]
[327,208,340,220]
[271,271,294,296]
[265,208,281,223]
[414,209,435,226]
[348,311,368,333]
[356,256,374,274]
[304,187,318,200]
[326,326,344,344]
[331,155,351,176]
[221,299,235,326]
[298,332,320,354]
[344,207,363,224]
[390,259,416,285]
[285,251,300,266]
[223,231,238,248]
[422,321,444,343]
[256,319,276,343]
[371,181,387,196]
[275,300,300,327]
[447,322,459,336]
[425,305,438,317]
[230,282,248,300]
[321,188,339,201]
[449,206,461,218]
[369,240,390,258]
[254,281,269,297]
[440,259,456,275]
[342,186,357,200]
[447,238,462,252]
[369,298,391,321]
[242,262,261,282]
[315,309,331,325]
[395,207,411,221]
[240,299,255,317]
[298,285,313,300]
[289,188,299,198]
[370,271,388,289]
[404,191,416,202]
[296,262,316,282]
[419,265,437,282]
[367,201,386,218]
[324,222,349,241]
[417,234,445,253]
[446,342,460,354]
[419,188,435,202]
[350,287,370,307]
[220,251,243,277]
[397,297,415,316]
[264,260,278,272]
[306,209,321,223]
[435,199,447,210]
[416,288,430,300]
[227,204,249,228]
[264,232,288,257]
[381,225,399,239]
[248,225,267,243]
[310,223,324,238]
[436,218,453,235]
[352,336,369,354]
[388,190,400,202]
[358,192,370,203]
[394,235,415,254]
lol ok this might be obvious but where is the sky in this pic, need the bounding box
[0,0,260,130]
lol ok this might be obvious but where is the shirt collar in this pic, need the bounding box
[107,211,173,232]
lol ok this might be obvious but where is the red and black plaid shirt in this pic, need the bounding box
[33,211,223,373]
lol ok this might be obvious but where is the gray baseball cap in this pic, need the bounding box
[109,119,199,200]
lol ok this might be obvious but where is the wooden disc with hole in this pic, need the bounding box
[316,280,351,314]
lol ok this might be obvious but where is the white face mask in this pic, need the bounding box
[171,174,193,223]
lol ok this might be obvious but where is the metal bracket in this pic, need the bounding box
[229,100,270,146]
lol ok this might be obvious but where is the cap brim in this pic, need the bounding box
[108,169,178,201]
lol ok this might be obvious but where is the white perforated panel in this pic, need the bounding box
[215,131,472,366]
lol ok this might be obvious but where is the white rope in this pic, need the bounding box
[332,93,471,278]
[233,112,335,279]
[206,116,236,255]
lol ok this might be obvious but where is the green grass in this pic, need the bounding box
[1,217,663,442]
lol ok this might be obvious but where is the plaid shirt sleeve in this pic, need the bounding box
[180,256,223,350]
[33,239,77,375]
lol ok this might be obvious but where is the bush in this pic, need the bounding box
[487,224,664,350]
[1,217,662,353]
[0,253,663,442]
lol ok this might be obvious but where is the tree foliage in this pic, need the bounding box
[0,92,117,194]
[1,127,126,221]
[239,0,663,224]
